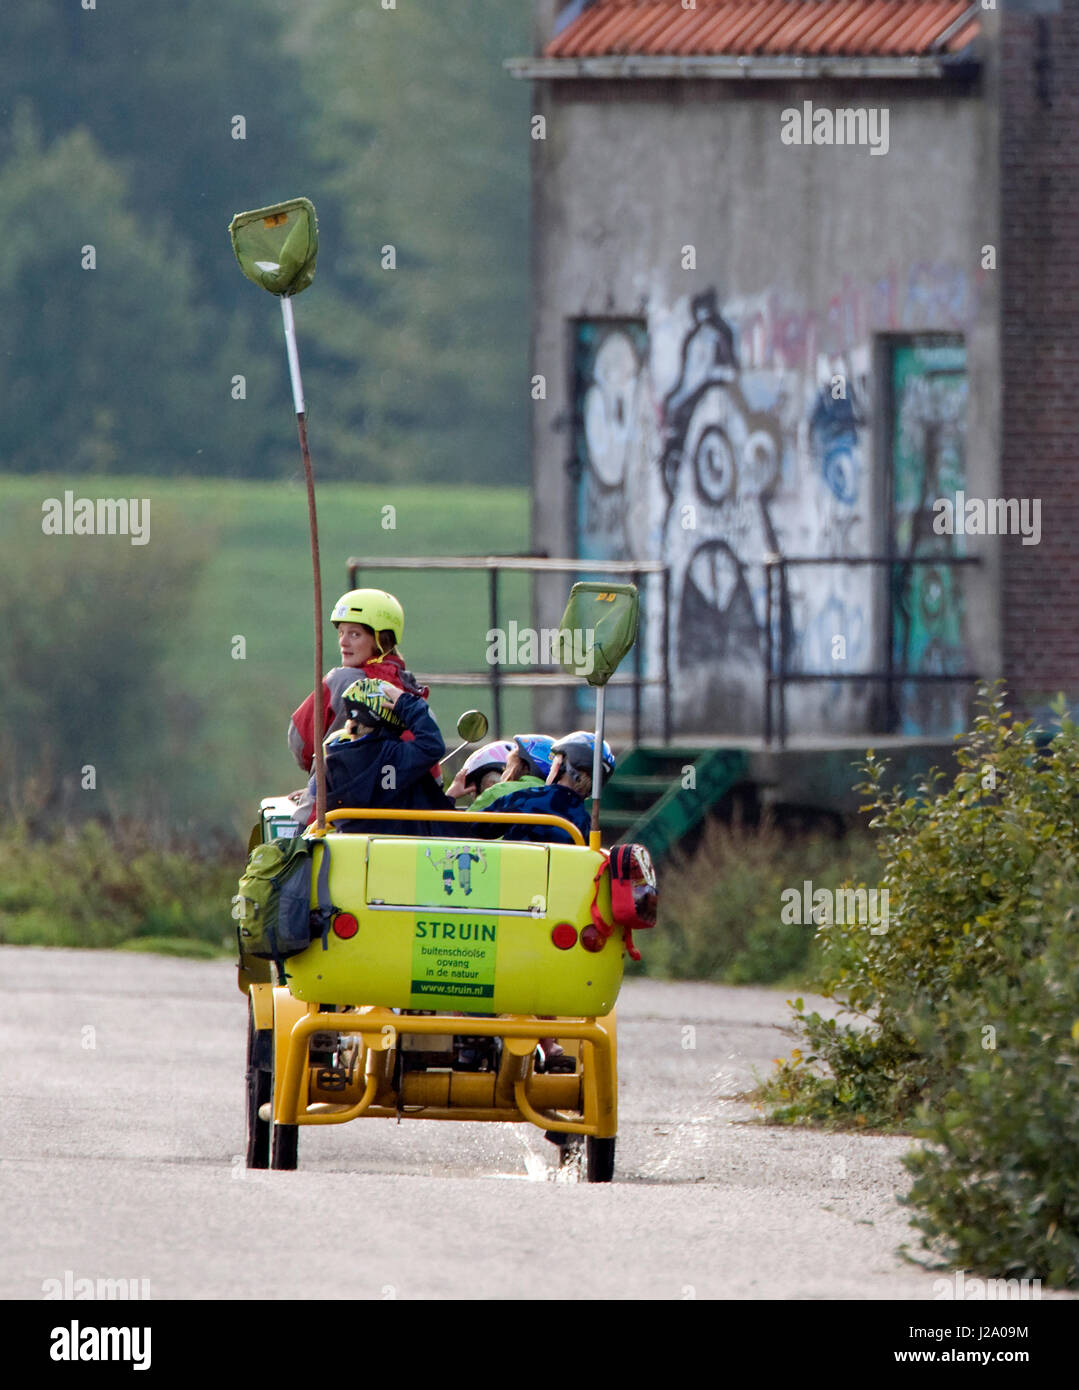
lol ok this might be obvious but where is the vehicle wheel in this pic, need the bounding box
[268,1009,298,1171]
[271,1122,298,1171]
[585,1135,615,1183]
[245,1002,272,1170]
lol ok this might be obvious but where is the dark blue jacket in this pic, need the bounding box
[490,783,591,844]
[321,693,452,835]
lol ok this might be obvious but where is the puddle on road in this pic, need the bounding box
[521,1142,550,1182]
[483,1131,582,1183]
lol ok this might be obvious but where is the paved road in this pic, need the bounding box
[1,945,963,1300]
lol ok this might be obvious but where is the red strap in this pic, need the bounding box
[589,852,616,940]
[589,839,639,961]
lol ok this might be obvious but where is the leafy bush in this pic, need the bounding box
[635,816,881,985]
[758,687,1079,1284]
[764,687,1079,1130]
[900,868,1079,1284]
[0,819,239,952]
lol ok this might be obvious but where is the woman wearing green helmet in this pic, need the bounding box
[287,587,429,773]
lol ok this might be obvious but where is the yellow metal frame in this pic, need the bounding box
[269,995,618,1139]
[321,807,586,845]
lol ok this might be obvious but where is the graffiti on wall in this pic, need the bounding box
[889,342,969,735]
[573,320,663,566]
[732,265,973,372]
[658,291,784,677]
[571,271,972,734]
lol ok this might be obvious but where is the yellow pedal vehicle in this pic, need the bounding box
[236,583,656,1183]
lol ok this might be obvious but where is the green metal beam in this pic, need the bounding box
[607,748,747,862]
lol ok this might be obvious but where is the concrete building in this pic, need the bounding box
[511,0,1078,743]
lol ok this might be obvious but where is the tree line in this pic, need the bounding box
[0,0,530,484]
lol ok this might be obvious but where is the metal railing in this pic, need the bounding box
[763,553,984,747]
[346,555,671,744]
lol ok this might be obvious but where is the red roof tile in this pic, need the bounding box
[545,0,980,59]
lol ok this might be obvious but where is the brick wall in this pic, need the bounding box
[1000,2,1079,709]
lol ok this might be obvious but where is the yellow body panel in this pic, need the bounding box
[284,833,623,1016]
[250,981,274,1032]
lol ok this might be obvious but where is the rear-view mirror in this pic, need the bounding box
[456,710,489,744]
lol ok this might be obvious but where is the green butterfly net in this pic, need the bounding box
[558,582,640,688]
[228,197,318,297]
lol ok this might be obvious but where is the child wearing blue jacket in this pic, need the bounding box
[489,731,617,1079]
[494,731,616,844]
[296,678,452,834]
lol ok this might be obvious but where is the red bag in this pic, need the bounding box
[587,843,658,962]
[609,844,657,932]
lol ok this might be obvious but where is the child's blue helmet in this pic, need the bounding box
[512,734,556,781]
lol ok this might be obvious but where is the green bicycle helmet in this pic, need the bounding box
[330,589,405,647]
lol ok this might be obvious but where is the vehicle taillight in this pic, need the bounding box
[579,925,604,953]
[551,923,578,950]
[332,912,359,940]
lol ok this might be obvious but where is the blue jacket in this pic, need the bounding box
[320,693,452,835]
[489,783,591,845]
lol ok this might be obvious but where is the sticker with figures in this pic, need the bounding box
[422,843,497,906]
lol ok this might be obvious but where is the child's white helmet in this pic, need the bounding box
[447,740,515,800]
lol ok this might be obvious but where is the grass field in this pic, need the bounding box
[2,474,532,829]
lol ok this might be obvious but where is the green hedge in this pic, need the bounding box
[0,820,239,952]
[759,687,1079,1286]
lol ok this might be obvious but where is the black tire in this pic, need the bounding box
[245,1003,272,1170]
[271,1121,298,1171]
[267,1004,298,1171]
[585,1135,616,1183]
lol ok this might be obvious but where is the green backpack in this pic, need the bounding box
[234,836,333,961]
